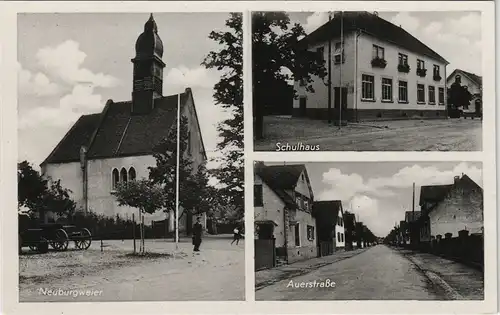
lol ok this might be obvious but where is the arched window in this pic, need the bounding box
[112,168,119,190]
[120,167,128,183]
[128,167,136,181]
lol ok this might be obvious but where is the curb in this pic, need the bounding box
[404,254,463,300]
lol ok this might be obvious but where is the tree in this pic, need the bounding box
[149,116,211,236]
[202,13,244,217]
[111,179,165,254]
[18,161,76,221]
[252,12,327,139]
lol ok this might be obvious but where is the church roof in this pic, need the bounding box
[42,89,204,165]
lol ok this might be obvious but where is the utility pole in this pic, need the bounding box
[339,11,343,129]
[411,182,415,246]
[175,93,180,250]
[327,12,332,124]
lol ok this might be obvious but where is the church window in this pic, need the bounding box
[129,167,137,181]
[112,168,119,190]
[120,167,128,183]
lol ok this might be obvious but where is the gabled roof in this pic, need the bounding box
[301,11,448,64]
[42,89,207,165]
[255,164,309,210]
[312,200,343,223]
[343,212,356,229]
[419,174,482,213]
[447,69,482,87]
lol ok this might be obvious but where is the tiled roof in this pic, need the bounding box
[312,200,342,223]
[447,69,482,87]
[255,164,307,210]
[301,11,448,64]
[42,90,198,165]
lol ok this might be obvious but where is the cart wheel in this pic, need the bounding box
[51,229,69,251]
[75,228,92,250]
[37,237,49,253]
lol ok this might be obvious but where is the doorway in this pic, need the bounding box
[299,97,307,117]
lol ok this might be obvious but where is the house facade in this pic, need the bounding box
[254,163,317,263]
[446,69,482,110]
[40,15,207,232]
[312,200,345,256]
[293,11,449,121]
[418,174,483,245]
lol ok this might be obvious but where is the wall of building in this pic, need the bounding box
[335,208,345,249]
[429,186,483,238]
[293,33,356,118]
[42,162,84,209]
[446,72,481,110]
[254,175,286,247]
[355,34,447,116]
[184,91,206,170]
[287,203,317,262]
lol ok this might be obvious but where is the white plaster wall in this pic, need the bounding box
[356,34,447,110]
[336,207,345,248]
[254,175,286,247]
[294,33,356,110]
[294,170,312,200]
[42,162,84,209]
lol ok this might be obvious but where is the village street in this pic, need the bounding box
[255,245,484,301]
[19,235,245,302]
[255,117,481,151]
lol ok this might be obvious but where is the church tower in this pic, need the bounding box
[131,14,166,115]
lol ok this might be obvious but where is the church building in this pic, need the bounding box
[40,14,207,233]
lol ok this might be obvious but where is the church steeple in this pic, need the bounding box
[131,13,166,115]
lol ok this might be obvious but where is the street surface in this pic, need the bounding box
[256,245,455,300]
[255,117,481,151]
[19,235,244,301]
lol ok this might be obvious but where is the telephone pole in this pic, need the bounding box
[339,11,343,129]
[327,12,332,124]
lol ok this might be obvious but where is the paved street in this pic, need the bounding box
[256,245,482,300]
[255,116,481,151]
[19,235,245,302]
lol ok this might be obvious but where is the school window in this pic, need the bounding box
[438,87,445,104]
[372,44,385,59]
[307,225,315,241]
[304,199,309,211]
[337,232,341,240]
[341,233,344,242]
[361,74,375,100]
[417,59,425,70]
[316,46,325,62]
[120,167,128,183]
[295,196,301,208]
[433,65,440,77]
[381,78,393,102]
[295,224,300,246]
[254,184,263,206]
[334,41,345,64]
[398,53,408,65]
[128,167,136,181]
[398,81,408,103]
[417,84,425,103]
[428,86,436,104]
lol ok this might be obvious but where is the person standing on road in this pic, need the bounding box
[231,226,241,245]
[192,217,203,252]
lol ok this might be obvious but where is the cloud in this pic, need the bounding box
[18,62,62,97]
[19,84,103,129]
[36,40,120,88]
[390,12,420,32]
[164,65,220,89]
[303,12,329,34]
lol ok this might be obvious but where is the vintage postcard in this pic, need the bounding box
[0,1,497,315]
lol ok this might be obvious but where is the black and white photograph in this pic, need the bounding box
[253,11,483,151]
[254,161,484,300]
[16,12,244,301]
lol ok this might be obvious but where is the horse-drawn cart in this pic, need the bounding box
[19,223,92,253]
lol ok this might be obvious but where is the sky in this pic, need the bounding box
[266,161,482,237]
[17,13,234,169]
[288,11,482,76]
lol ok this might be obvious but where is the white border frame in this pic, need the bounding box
[1,1,497,314]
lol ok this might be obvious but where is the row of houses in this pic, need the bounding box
[386,173,483,267]
[254,163,376,271]
[287,11,482,121]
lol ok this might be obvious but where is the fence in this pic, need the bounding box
[318,241,334,257]
[255,239,276,271]
[428,232,483,270]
